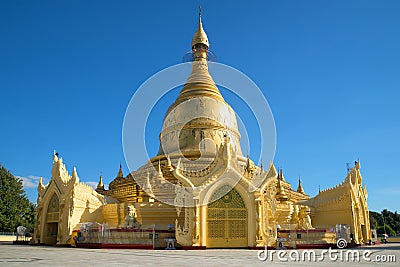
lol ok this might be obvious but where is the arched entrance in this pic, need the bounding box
[45,193,60,245]
[207,185,247,248]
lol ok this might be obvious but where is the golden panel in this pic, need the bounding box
[46,212,59,223]
[208,185,245,208]
[47,194,59,213]
[207,185,247,247]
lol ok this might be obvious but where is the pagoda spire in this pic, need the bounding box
[276,169,289,202]
[166,155,174,171]
[72,167,79,184]
[97,173,104,190]
[157,160,165,184]
[278,168,285,181]
[144,171,152,192]
[170,8,223,108]
[192,6,209,50]
[117,163,123,178]
[297,177,305,194]
[158,160,163,175]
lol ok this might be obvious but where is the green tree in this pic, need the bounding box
[369,214,378,229]
[370,210,400,236]
[376,224,396,236]
[0,165,36,232]
[370,211,383,227]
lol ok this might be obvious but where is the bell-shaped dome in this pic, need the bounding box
[158,15,242,157]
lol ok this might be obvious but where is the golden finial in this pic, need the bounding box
[192,6,209,48]
[278,168,285,181]
[117,163,123,178]
[38,177,44,190]
[355,159,361,170]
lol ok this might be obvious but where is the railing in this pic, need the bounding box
[76,224,175,249]
[0,232,16,236]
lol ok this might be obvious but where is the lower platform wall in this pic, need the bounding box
[76,228,176,249]
[278,229,337,248]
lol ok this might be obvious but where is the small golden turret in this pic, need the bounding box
[297,177,305,194]
[157,160,166,184]
[38,177,45,191]
[158,160,163,176]
[97,173,104,190]
[246,155,256,174]
[166,155,174,171]
[117,163,123,178]
[276,169,289,202]
[144,172,152,192]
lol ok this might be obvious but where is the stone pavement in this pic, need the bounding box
[0,243,398,266]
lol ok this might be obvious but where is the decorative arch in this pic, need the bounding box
[197,169,257,247]
[201,169,252,206]
[208,184,246,208]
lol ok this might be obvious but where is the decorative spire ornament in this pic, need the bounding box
[297,177,305,194]
[192,6,209,49]
[117,163,123,178]
[276,169,289,202]
[97,173,104,190]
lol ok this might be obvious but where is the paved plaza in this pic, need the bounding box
[0,243,398,266]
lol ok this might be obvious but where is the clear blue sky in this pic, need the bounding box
[0,0,399,212]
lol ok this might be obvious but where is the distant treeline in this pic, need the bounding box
[370,210,400,236]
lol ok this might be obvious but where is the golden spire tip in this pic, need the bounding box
[192,6,209,48]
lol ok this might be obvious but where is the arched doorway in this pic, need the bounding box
[207,185,247,248]
[45,193,59,245]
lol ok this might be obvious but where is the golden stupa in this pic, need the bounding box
[33,12,371,248]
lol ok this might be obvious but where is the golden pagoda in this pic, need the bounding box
[33,12,371,248]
